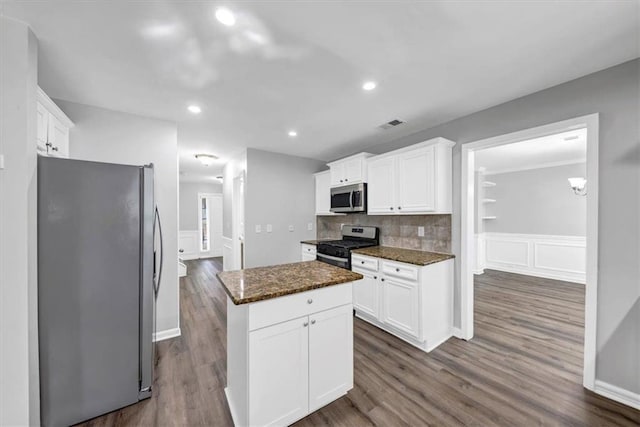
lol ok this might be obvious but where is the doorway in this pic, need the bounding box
[460,114,599,390]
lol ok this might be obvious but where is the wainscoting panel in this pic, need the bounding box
[222,236,234,271]
[475,233,586,284]
[179,230,199,260]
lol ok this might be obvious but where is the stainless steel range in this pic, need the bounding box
[316,225,379,269]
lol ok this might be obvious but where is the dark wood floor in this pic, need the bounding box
[82,260,640,426]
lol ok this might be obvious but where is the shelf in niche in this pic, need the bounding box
[482,181,496,187]
[482,198,496,203]
[482,216,497,220]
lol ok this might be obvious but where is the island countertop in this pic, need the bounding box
[217,260,363,305]
[352,246,455,266]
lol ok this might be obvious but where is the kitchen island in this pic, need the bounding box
[217,260,363,427]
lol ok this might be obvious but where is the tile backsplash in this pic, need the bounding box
[317,214,452,253]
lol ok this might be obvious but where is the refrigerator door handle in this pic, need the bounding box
[153,207,164,299]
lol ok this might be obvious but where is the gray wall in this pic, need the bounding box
[58,100,180,335]
[179,181,222,230]
[352,59,639,394]
[0,17,40,426]
[245,149,324,268]
[484,163,587,236]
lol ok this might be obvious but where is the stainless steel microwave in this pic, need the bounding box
[330,183,367,213]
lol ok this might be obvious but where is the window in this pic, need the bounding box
[200,196,210,252]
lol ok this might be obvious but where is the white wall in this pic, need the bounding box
[57,100,180,336]
[358,59,639,395]
[179,181,221,230]
[483,163,586,236]
[244,149,324,268]
[0,17,40,426]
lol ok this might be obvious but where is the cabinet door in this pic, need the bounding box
[308,304,353,412]
[381,276,420,339]
[343,158,363,184]
[330,162,345,186]
[367,156,396,213]
[47,115,70,158]
[352,270,379,319]
[315,172,332,215]
[397,147,435,212]
[249,317,309,427]
[37,103,49,154]
[301,252,316,262]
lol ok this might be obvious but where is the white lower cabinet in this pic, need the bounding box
[301,243,317,261]
[226,283,354,427]
[352,254,453,352]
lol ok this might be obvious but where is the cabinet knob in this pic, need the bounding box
[381,278,385,282]
[361,261,365,264]
[396,268,400,272]
[340,179,343,183]
[373,276,377,280]
[345,179,348,182]
[390,207,394,210]
[311,320,316,325]
[307,299,313,304]
[303,322,309,327]
[308,248,311,251]
[398,206,402,210]
[52,146,58,152]
[179,249,184,253]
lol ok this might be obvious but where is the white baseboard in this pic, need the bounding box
[153,327,181,342]
[452,327,463,339]
[594,380,640,410]
[477,232,586,284]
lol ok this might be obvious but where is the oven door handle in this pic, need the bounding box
[317,253,349,263]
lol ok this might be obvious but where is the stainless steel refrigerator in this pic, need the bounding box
[37,156,163,426]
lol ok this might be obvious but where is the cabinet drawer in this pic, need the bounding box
[301,244,317,255]
[249,283,353,331]
[351,254,378,272]
[382,261,419,281]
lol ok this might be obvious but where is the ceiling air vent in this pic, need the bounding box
[378,119,405,130]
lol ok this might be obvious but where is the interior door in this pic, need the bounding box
[381,276,420,339]
[308,304,353,412]
[397,147,435,212]
[367,156,396,213]
[249,316,309,426]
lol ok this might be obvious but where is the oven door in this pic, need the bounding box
[316,253,350,269]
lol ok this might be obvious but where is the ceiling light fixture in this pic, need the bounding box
[215,8,236,26]
[188,105,202,114]
[288,130,298,137]
[215,175,223,181]
[362,81,377,91]
[195,154,218,166]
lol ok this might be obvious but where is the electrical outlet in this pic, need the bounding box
[255,224,261,233]
[288,225,294,232]
[266,224,273,233]
[307,223,313,231]
[418,226,425,237]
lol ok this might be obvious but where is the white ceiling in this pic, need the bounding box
[475,128,587,175]
[4,1,638,182]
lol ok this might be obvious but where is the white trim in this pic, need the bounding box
[452,327,463,339]
[153,327,181,342]
[461,113,599,390]
[594,380,640,411]
[483,158,586,176]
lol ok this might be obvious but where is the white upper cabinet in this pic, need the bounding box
[367,138,454,214]
[37,86,74,158]
[314,170,333,215]
[327,153,373,187]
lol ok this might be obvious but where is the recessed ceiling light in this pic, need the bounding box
[195,154,218,166]
[215,8,236,26]
[188,105,202,114]
[362,81,377,91]
[288,130,298,137]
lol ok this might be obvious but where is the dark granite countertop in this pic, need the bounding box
[352,246,455,266]
[300,239,334,245]
[217,260,363,305]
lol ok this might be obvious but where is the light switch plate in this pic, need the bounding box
[255,224,261,233]
[307,223,313,231]
[418,226,425,237]
[266,224,273,233]
[288,225,294,232]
